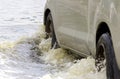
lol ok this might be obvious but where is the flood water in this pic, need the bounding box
[0,0,106,79]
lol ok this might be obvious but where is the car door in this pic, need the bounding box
[55,0,89,55]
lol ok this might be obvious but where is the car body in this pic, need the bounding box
[44,0,120,77]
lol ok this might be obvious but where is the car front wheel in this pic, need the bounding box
[45,13,59,49]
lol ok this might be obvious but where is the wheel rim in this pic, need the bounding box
[46,18,52,38]
[96,44,106,72]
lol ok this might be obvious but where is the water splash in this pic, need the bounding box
[38,25,106,79]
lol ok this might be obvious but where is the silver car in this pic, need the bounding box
[43,0,120,79]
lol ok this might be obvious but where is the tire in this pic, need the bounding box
[96,33,120,79]
[45,13,59,49]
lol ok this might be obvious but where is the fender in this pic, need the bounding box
[88,0,120,69]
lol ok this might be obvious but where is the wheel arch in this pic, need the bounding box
[96,22,112,46]
[44,8,51,25]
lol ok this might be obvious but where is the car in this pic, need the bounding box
[43,0,120,79]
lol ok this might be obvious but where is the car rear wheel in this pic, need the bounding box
[95,33,120,79]
[45,13,59,49]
